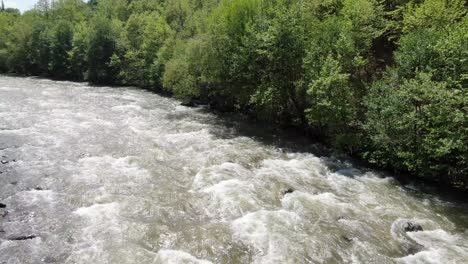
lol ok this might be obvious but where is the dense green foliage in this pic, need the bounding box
[0,0,466,188]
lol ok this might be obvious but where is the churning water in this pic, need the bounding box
[0,76,467,264]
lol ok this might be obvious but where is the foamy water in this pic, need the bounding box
[0,76,467,263]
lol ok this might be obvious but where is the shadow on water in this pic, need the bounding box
[180,106,468,224]
[197,108,330,155]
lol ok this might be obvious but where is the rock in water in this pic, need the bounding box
[181,101,197,107]
[403,222,423,232]
[42,256,57,263]
[1,210,8,217]
[7,235,37,241]
[0,203,6,208]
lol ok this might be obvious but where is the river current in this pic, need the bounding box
[0,76,467,263]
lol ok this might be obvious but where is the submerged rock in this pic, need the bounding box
[42,256,57,263]
[403,222,423,232]
[181,101,197,107]
[407,244,424,255]
[7,235,37,241]
[282,188,294,195]
[1,210,8,217]
[0,203,6,208]
[337,216,348,221]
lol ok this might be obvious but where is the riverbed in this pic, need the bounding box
[0,76,467,263]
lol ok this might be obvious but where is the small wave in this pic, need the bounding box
[153,250,213,264]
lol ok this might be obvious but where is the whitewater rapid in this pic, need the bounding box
[0,76,467,263]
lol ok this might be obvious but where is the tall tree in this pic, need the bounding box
[36,0,51,15]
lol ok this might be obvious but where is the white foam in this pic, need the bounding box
[231,210,319,263]
[253,157,331,194]
[281,191,351,220]
[0,86,19,91]
[19,190,56,205]
[73,155,150,184]
[397,249,446,264]
[153,250,213,264]
[69,203,123,262]
[111,104,143,112]
[192,163,252,190]
[407,229,462,248]
[397,238,468,263]
[201,179,260,220]
[74,202,121,239]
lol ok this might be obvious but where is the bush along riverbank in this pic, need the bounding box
[0,0,466,189]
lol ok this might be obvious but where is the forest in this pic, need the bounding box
[0,0,466,189]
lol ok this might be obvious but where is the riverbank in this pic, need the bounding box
[206,107,468,200]
[156,85,468,196]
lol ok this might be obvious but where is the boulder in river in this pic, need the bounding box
[337,216,349,221]
[0,203,6,208]
[282,188,294,195]
[403,222,423,232]
[7,235,37,241]
[1,160,8,164]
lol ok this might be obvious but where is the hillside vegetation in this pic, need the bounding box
[0,0,466,188]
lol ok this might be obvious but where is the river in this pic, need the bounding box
[0,76,467,264]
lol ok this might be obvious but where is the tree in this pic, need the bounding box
[88,0,99,7]
[364,5,468,186]
[365,72,467,185]
[69,21,89,80]
[87,15,123,84]
[49,20,74,78]
[36,0,51,15]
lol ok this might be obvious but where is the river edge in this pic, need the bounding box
[1,73,467,201]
